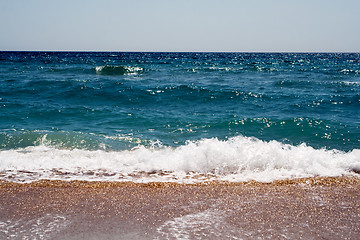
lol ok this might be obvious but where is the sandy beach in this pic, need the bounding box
[0,177,359,239]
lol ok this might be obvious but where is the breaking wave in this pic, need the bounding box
[0,136,359,183]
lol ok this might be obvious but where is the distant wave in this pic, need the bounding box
[0,136,359,183]
[95,65,143,75]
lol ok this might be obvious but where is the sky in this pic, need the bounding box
[0,0,359,52]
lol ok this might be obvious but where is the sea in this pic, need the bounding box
[0,51,359,183]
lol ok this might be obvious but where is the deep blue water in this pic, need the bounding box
[1,52,359,151]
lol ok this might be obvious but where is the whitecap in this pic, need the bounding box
[0,136,359,183]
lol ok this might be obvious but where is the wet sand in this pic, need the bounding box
[0,177,359,239]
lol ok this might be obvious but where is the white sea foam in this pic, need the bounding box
[342,80,360,86]
[0,214,69,239]
[0,136,359,183]
[156,208,228,239]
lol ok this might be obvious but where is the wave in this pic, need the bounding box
[0,136,359,183]
[95,65,143,75]
[0,130,149,151]
[1,114,359,153]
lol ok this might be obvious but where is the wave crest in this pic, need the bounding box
[95,65,143,75]
[0,136,359,183]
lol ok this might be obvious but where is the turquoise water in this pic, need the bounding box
[0,52,359,182]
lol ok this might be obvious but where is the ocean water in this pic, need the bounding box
[0,51,359,182]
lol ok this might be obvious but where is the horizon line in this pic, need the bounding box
[1,50,359,54]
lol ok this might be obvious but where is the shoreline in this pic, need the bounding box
[1,174,359,186]
[1,177,359,239]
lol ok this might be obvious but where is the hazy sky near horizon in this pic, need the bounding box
[1,0,359,52]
